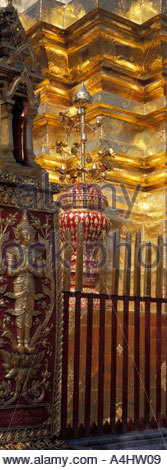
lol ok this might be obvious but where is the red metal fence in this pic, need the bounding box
[61,292,167,438]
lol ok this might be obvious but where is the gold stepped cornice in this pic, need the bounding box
[35,72,167,109]
[36,68,145,101]
[140,13,167,36]
[64,8,141,44]
[34,104,167,129]
[35,155,167,191]
[35,150,167,186]
[25,8,167,194]
[26,9,167,45]
[26,12,167,90]
[35,155,145,188]
[26,21,66,47]
[25,8,167,38]
[34,107,146,129]
[26,8,143,40]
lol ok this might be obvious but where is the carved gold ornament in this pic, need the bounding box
[0,210,55,407]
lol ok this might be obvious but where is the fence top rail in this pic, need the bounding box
[63,291,167,303]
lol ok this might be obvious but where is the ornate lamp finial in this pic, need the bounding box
[72,82,92,183]
[56,82,115,184]
[73,82,92,107]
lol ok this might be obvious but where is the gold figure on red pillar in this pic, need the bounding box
[6,212,44,354]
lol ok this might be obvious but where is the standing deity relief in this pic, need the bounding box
[0,209,55,406]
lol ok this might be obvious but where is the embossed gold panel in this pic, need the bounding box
[0,205,62,443]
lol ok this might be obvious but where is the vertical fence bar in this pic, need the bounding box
[163,238,167,298]
[123,232,131,296]
[134,297,140,429]
[123,232,131,295]
[134,231,141,297]
[144,241,151,297]
[73,292,81,437]
[99,231,107,294]
[163,240,167,421]
[98,294,106,433]
[63,228,72,291]
[61,292,70,437]
[156,235,163,299]
[85,294,93,436]
[122,296,129,432]
[156,300,162,423]
[155,235,163,423]
[110,295,118,432]
[112,229,120,295]
[144,242,151,427]
[134,231,141,429]
[75,222,84,292]
[166,302,167,423]
[144,297,151,427]
[122,232,131,431]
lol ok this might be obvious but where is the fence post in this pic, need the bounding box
[122,232,131,431]
[98,294,106,433]
[134,297,140,430]
[112,228,120,295]
[110,296,118,432]
[99,231,107,294]
[144,241,151,297]
[156,300,162,424]
[63,228,72,291]
[134,230,141,297]
[75,222,84,292]
[123,232,131,296]
[73,292,82,437]
[85,294,93,436]
[156,235,163,298]
[134,231,141,429]
[122,296,129,432]
[155,235,163,424]
[143,242,151,427]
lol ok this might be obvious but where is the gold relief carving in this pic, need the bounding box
[0,174,60,211]
[0,211,17,313]
[4,7,38,74]
[0,426,50,445]
[6,212,43,355]
[0,210,55,407]
[0,351,51,406]
[51,212,63,436]
[0,210,17,274]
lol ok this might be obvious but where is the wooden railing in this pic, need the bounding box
[61,292,167,438]
[63,228,166,298]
